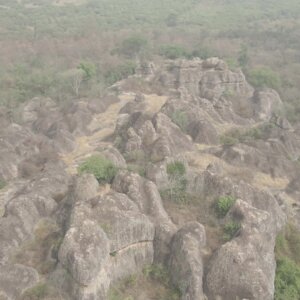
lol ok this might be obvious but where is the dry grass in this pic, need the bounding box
[13,219,62,275]
[253,172,289,190]
[61,97,129,175]
[143,94,168,115]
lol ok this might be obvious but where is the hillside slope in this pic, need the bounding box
[0,58,300,300]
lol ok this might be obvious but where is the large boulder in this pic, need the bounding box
[206,200,280,300]
[253,89,282,121]
[113,171,177,262]
[169,222,207,300]
[0,265,39,300]
[59,174,155,299]
[59,219,110,286]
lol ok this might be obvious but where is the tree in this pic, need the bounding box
[118,36,148,58]
[247,67,281,90]
[238,44,249,68]
[61,68,85,97]
[165,13,178,27]
[159,45,189,60]
[77,61,96,80]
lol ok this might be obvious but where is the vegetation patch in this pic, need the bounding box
[215,195,236,218]
[115,36,148,58]
[22,283,48,300]
[0,180,6,190]
[14,219,62,275]
[78,155,117,183]
[223,221,241,241]
[104,61,136,86]
[159,45,189,60]
[160,161,188,204]
[108,265,180,300]
[247,67,281,90]
[166,161,186,178]
[171,110,188,131]
[220,123,275,146]
[275,257,300,300]
[275,223,300,300]
[127,163,146,177]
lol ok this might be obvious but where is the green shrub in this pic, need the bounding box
[238,44,249,68]
[275,257,300,300]
[247,67,281,90]
[215,195,236,218]
[275,223,300,299]
[118,36,148,58]
[124,150,146,163]
[77,61,96,80]
[166,161,186,178]
[159,45,189,60]
[165,13,178,27]
[143,264,181,300]
[225,58,239,70]
[127,164,146,177]
[220,124,272,146]
[191,47,214,60]
[171,110,188,131]
[143,264,170,287]
[78,155,117,183]
[22,283,48,300]
[161,161,188,204]
[223,221,241,241]
[276,223,300,266]
[220,134,239,146]
[0,180,6,190]
[105,61,136,85]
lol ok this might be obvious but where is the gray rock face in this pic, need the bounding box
[100,147,127,169]
[0,57,295,300]
[138,120,157,146]
[190,168,285,231]
[206,200,280,300]
[59,174,156,299]
[59,220,110,286]
[113,171,177,262]
[169,222,207,300]
[0,123,40,180]
[215,138,298,179]
[0,264,39,300]
[253,89,282,121]
[153,113,193,155]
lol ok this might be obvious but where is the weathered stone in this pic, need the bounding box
[253,89,282,121]
[206,200,280,300]
[59,219,110,286]
[169,222,207,300]
[0,265,39,300]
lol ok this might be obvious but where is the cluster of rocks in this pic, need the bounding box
[0,57,300,300]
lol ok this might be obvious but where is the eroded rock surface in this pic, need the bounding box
[206,200,280,300]
[0,57,298,300]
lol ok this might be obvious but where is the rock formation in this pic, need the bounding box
[0,58,299,300]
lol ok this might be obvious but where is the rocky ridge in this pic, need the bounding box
[0,57,299,300]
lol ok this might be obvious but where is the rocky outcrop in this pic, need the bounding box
[59,174,157,299]
[1,57,297,300]
[206,200,280,300]
[0,264,39,300]
[169,222,207,300]
[190,167,285,230]
[112,171,177,262]
[253,89,282,121]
